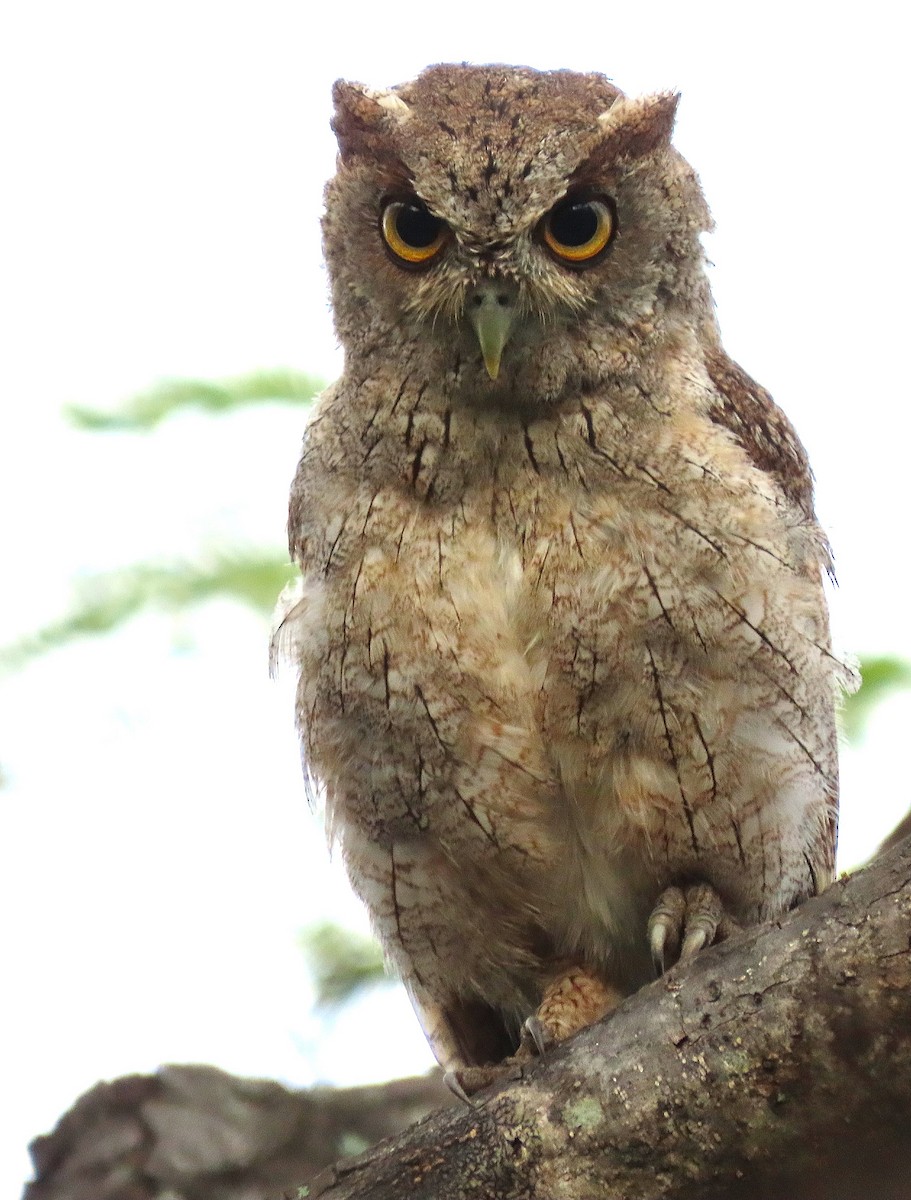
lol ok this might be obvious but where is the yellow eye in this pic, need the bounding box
[540,195,616,265]
[381,199,448,267]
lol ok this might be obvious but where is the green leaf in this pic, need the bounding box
[66,368,323,431]
[0,552,297,672]
[841,655,911,743]
[299,921,390,1009]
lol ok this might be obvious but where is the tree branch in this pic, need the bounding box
[26,841,911,1200]
[25,1069,452,1200]
[309,839,911,1200]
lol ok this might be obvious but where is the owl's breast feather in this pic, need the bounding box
[281,391,841,958]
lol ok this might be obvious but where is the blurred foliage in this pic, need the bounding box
[0,552,296,673]
[1,368,320,673]
[840,655,911,743]
[300,921,389,1008]
[67,368,323,431]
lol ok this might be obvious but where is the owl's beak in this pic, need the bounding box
[467,282,518,380]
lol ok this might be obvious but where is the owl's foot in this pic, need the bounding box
[444,962,624,1100]
[648,882,740,974]
[444,1064,514,1102]
[528,960,625,1046]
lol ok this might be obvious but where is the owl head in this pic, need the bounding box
[322,64,712,405]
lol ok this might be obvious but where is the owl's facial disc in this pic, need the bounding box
[466,280,518,380]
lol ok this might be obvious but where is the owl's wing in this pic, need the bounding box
[703,347,815,523]
[705,347,851,886]
[408,986,519,1072]
[268,577,309,679]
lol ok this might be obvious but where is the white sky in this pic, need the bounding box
[2,3,909,1192]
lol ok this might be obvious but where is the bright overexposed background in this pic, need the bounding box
[2,3,908,1193]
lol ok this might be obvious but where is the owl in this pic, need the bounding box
[274,64,851,1092]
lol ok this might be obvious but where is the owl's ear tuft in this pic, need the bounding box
[331,81,412,162]
[588,92,680,167]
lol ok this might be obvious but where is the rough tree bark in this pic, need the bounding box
[310,837,911,1200]
[25,1070,453,1200]
[27,838,911,1200]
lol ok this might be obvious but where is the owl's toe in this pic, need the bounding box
[648,882,737,973]
[530,960,625,1046]
[444,1061,524,1101]
[648,884,686,972]
[443,1069,476,1105]
[678,882,723,960]
[521,1014,554,1057]
[443,965,624,1101]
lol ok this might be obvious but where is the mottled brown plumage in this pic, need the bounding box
[274,64,852,1083]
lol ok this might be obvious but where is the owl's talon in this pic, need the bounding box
[444,1069,482,1104]
[522,1015,553,1057]
[680,926,709,959]
[647,885,685,974]
[648,882,729,971]
[650,924,667,976]
[445,1058,528,1099]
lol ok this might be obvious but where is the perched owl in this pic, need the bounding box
[274,65,851,1090]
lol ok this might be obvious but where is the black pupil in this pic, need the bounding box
[550,201,599,247]
[397,202,441,248]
